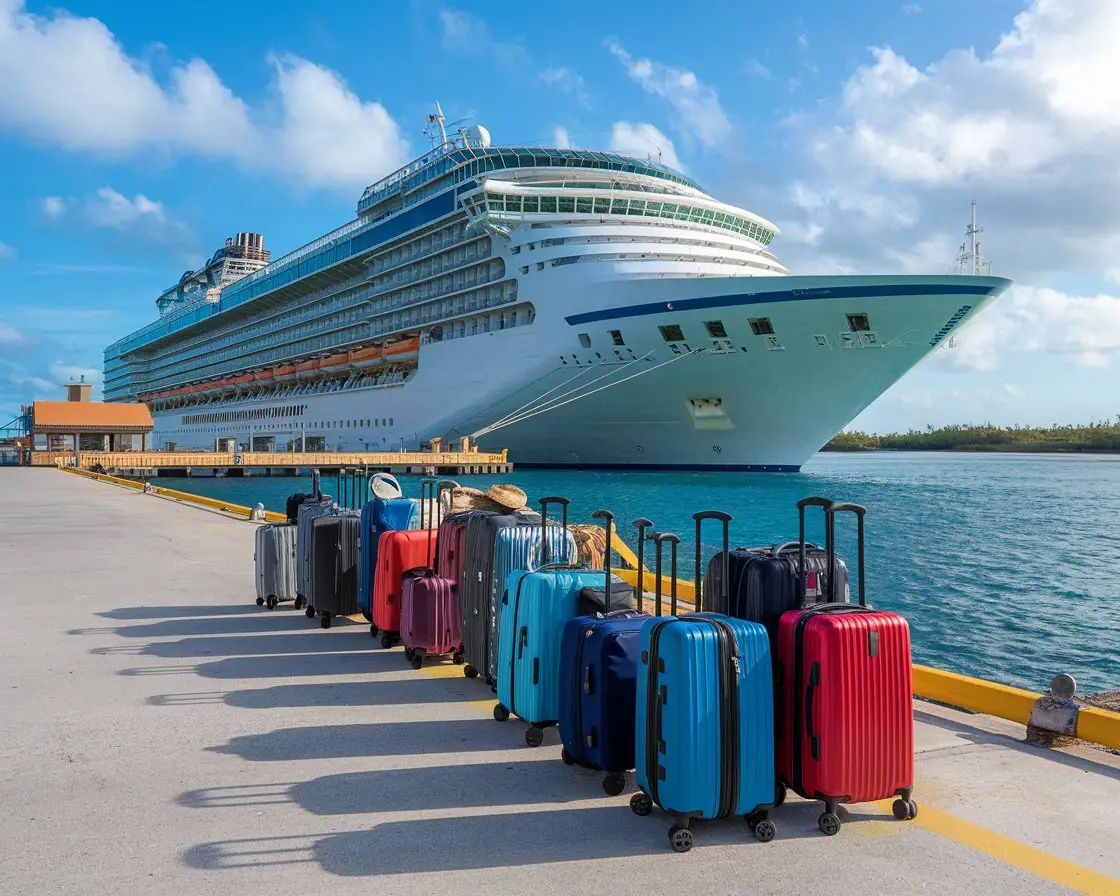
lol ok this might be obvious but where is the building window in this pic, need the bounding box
[704,320,728,338]
[578,333,592,348]
[609,329,625,346]
[659,324,685,342]
[847,313,871,332]
[749,318,774,336]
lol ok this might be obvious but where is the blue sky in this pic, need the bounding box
[2,0,1118,431]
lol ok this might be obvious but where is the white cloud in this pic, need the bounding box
[553,127,573,149]
[797,32,809,49]
[605,40,731,148]
[0,323,24,343]
[48,362,101,395]
[1003,382,1023,396]
[84,188,167,229]
[0,2,409,191]
[41,196,66,218]
[541,67,590,108]
[609,122,683,171]
[0,241,15,260]
[746,59,771,79]
[438,8,527,66]
[901,3,922,13]
[944,286,1120,371]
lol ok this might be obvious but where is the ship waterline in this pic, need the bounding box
[106,108,1010,469]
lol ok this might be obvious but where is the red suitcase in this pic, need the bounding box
[401,481,464,668]
[775,501,917,836]
[371,529,431,648]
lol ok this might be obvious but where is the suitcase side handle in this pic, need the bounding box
[539,496,571,565]
[798,496,834,603]
[632,518,654,612]
[692,510,731,614]
[652,532,680,616]
[806,662,821,762]
[824,502,866,606]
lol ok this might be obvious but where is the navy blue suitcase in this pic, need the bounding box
[558,513,654,794]
[630,531,779,853]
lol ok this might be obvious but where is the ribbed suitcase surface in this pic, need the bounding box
[776,605,913,807]
[358,497,419,619]
[255,523,298,604]
[296,499,335,602]
[401,570,462,657]
[372,529,432,637]
[496,568,605,727]
[558,611,648,774]
[634,613,776,821]
[308,516,341,612]
[435,513,473,583]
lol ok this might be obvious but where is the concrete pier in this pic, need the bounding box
[1,469,1118,895]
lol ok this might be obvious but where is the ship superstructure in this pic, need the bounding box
[103,106,1011,469]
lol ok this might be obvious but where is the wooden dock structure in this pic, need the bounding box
[29,448,512,477]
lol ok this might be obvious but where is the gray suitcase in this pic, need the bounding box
[254,523,298,610]
[296,497,336,613]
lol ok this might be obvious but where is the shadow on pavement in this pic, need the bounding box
[98,605,259,620]
[222,677,479,709]
[208,719,515,762]
[193,653,387,679]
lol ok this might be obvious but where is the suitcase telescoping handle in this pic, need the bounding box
[796,496,834,602]
[633,517,653,613]
[432,479,459,571]
[539,496,570,564]
[419,477,438,567]
[824,501,866,606]
[692,510,732,614]
[591,509,616,612]
[652,532,680,616]
[311,468,322,501]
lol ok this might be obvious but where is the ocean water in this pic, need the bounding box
[157,452,1120,694]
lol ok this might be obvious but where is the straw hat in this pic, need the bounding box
[369,472,403,501]
[485,483,527,510]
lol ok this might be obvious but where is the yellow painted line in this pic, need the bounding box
[1076,707,1120,752]
[912,664,1038,725]
[867,799,1120,896]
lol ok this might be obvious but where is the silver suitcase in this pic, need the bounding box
[254,523,298,609]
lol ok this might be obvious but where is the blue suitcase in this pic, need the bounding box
[493,497,597,746]
[357,496,419,621]
[558,513,654,794]
[630,533,779,852]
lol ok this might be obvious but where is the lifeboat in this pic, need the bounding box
[319,351,350,374]
[273,364,297,383]
[296,359,320,379]
[230,373,254,388]
[349,346,383,369]
[381,335,420,361]
[253,370,273,384]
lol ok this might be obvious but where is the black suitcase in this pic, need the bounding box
[286,491,315,523]
[308,513,360,628]
[697,498,850,650]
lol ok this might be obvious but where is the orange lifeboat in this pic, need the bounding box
[349,346,383,369]
[319,351,350,374]
[381,335,420,360]
[230,373,254,387]
[252,370,273,384]
[296,359,320,379]
[273,364,296,383]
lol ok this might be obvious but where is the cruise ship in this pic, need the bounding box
[103,107,1012,470]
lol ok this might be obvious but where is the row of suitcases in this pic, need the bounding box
[254,478,916,853]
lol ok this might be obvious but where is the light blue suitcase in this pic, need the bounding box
[494,565,606,745]
[630,535,779,852]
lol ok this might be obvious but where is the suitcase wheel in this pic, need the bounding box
[320,614,332,629]
[524,726,544,748]
[452,651,464,665]
[305,606,316,618]
[560,747,576,766]
[602,772,626,796]
[410,653,424,671]
[668,824,694,853]
[818,812,841,836]
[493,703,510,722]
[266,596,278,610]
[892,798,918,821]
[369,624,379,638]
[255,597,265,606]
[748,815,776,843]
[379,632,394,649]
[294,596,305,611]
[629,793,653,817]
[463,663,478,679]
[774,783,787,808]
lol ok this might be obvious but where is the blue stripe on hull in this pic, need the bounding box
[564,282,1002,326]
[512,461,802,473]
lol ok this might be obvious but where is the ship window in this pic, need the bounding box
[390,417,394,426]
[659,324,685,342]
[375,419,379,427]
[559,197,575,213]
[847,313,871,332]
[576,197,593,214]
[749,318,774,336]
[704,320,728,338]
[610,329,625,346]
[578,333,591,348]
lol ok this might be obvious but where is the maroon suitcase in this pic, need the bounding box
[775,501,916,837]
[401,480,464,669]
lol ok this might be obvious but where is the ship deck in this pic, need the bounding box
[2,469,1117,895]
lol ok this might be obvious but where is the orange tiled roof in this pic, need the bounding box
[32,401,154,432]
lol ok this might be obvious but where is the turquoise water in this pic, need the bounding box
[159,452,1120,694]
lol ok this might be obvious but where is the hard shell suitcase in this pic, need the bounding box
[775,502,916,836]
[371,529,432,648]
[254,522,298,609]
[699,499,850,652]
[630,532,779,853]
[401,480,464,668]
[296,495,335,615]
[494,497,602,746]
[435,512,474,583]
[558,513,653,794]
[357,496,420,622]
[308,513,360,628]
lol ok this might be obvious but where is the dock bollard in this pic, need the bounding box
[250,503,266,521]
[1028,673,1079,736]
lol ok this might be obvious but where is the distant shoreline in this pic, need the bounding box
[821,446,1120,455]
[824,424,1120,455]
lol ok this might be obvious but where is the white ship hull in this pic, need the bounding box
[152,272,1009,470]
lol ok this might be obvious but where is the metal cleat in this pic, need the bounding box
[1028,673,1080,736]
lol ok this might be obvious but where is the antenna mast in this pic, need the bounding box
[952,200,992,275]
[424,101,449,148]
